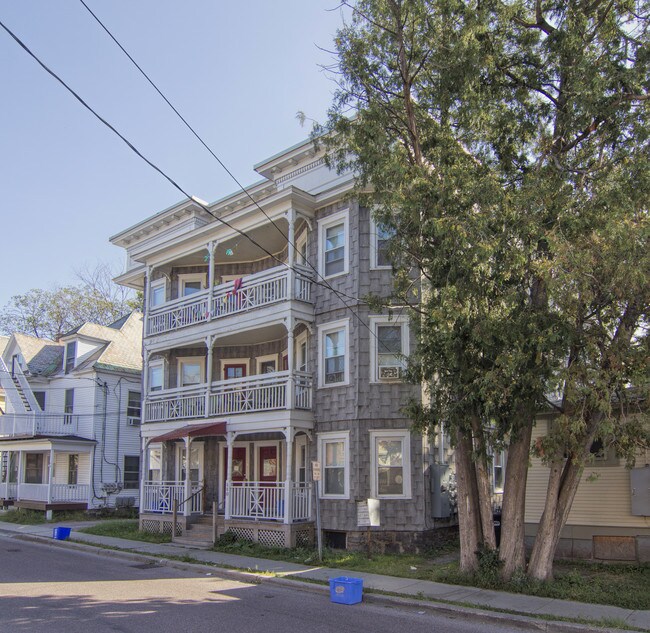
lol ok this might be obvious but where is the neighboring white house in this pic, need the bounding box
[0,313,143,517]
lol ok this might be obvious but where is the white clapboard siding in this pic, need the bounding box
[525,420,646,529]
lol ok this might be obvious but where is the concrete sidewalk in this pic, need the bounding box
[1,519,648,632]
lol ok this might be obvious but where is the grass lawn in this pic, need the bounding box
[211,538,650,611]
[0,508,137,525]
[79,519,172,544]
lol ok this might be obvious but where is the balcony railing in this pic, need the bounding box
[0,482,89,503]
[227,481,312,522]
[146,264,313,337]
[141,481,203,514]
[144,371,312,423]
[0,413,82,438]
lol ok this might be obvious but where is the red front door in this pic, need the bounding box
[259,446,278,483]
[230,447,247,482]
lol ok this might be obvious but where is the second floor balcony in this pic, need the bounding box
[0,413,87,439]
[144,370,312,423]
[146,264,313,338]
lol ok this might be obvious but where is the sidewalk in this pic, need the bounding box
[1,520,648,632]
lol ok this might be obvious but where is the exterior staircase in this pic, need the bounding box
[173,515,215,549]
[11,374,32,412]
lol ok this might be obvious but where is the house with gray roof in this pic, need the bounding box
[0,312,143,516]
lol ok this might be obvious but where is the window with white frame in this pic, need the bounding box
[370,218,395,269]
[370,315,409,382]
[318,319,349,387]
[256,354,278,375]
[319,211,349,278]
[318,432,349,498]
[296,230,308,266]
[65,341,76,373]
[149,279,166,307]
[492,450,505,493]
[127,391,141,423]
[177,357,204,387]
[67,454,79,485]
[370,430,411,498]
[147,444,162,481]
[123,455,140,489]
[178,272,206,297]
[149,361,164,392]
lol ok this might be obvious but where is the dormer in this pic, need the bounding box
[64,341,77,373]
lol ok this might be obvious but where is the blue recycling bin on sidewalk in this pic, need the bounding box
[329,576,363,605]
[53,527,71,540]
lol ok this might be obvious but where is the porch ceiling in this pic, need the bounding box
[216,323,287,346]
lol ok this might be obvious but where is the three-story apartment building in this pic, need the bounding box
[111,138,449,550]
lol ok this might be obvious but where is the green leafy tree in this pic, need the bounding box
[0,263,141,341]
[322,0,649,580]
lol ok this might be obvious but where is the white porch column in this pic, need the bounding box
[283,428,294,524]
[207,241,217,294]
[143,266,152,336]
[140,438,151,511]
[16,450,23,500]
[205,335,215,417]
[142,349,151,423]
[47,446,55,503]
[286,208,296,300]
[286,316,295,409]
[224,431,235,520]
[183,436,192,516]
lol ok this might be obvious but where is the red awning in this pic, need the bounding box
[149,421,227,443]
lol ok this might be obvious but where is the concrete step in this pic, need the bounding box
[173,536,213,549]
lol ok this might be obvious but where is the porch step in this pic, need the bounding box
[172,517,215,549]
[173,536,214,549]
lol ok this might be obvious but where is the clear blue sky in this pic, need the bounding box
[0,1,348,307]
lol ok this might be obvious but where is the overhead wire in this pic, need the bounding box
[0,17,403,356]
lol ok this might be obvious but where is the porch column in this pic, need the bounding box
[183,436,192,516]
[224,431,235,520]
[286,317,295,409]
[286,208,296,300]
[283,428,294,524]
[207,241,217,292]
[47,446,55,504]
[143,266,152,336]
[142,349,151,423]
[141,438,150,512]
[16,450,23,500]
[205,335,215,417]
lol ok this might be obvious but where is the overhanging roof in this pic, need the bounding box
[149,421,227,443]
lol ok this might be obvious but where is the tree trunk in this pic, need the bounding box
[499,419,533,579]
[470,416,497,550]
[455,427,481,572]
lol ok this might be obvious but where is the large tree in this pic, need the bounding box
[322,0,649,580]
[0,263,141,341]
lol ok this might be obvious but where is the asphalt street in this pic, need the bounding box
[0,534,537,633]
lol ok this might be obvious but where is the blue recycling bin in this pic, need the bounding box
[53,527,71,540]
[329,576,363,605]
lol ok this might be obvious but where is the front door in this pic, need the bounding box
[223,363,246,380]
[259,446,278,483]
[230,446,247,482]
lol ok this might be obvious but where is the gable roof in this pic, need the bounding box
[11,333,64,376]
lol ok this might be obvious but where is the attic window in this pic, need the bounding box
[65,342,77,373]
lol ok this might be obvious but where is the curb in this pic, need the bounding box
[5,531,636,633]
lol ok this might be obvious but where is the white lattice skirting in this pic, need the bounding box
[220,521,314,548]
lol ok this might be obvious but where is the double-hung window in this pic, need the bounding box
[319,211,349,278]
[149,361,164,392]
[178,273,206,297]
[177,358,204,388]
[64,389,74,423]
[65,341,76,373]
[68,454,79,485]
[149,279,166,308]
[370,430,411,498]
[318,432,349,498]
[127,391,141,424]
[370,315,409,382]
[123,456,140,489]
[370,219,395,269]
[318,319,349,387]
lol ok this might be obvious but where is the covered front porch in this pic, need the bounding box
[139,419,314,547]
[0,437,94,516]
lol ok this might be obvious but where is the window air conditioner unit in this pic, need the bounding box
[379,366,402,380]
[127,416,141,426]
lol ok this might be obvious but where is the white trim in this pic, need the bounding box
[149,278,166,308]
[294,434,308,483]
[369,217,393,270]
[369,315,409,383]
[369,429,411,499]
[178,272,207,296]
[220,274,241,284]
[176,356,205,388]
[317,431,350,499]
[256,353,278,375]
[296,229,308,266]
[318,209,349,279]
[175,441,205,482]
[317,318,350,388]
[295,330,309,372]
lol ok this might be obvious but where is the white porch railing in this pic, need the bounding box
[145,387,205,423]
[0,413,80,438]
[8,483,89,503]
[144,371,312,422]
[227,481,312,521]
[0,482,17,499]
[146,265,313,336]
[141,481,203,514]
